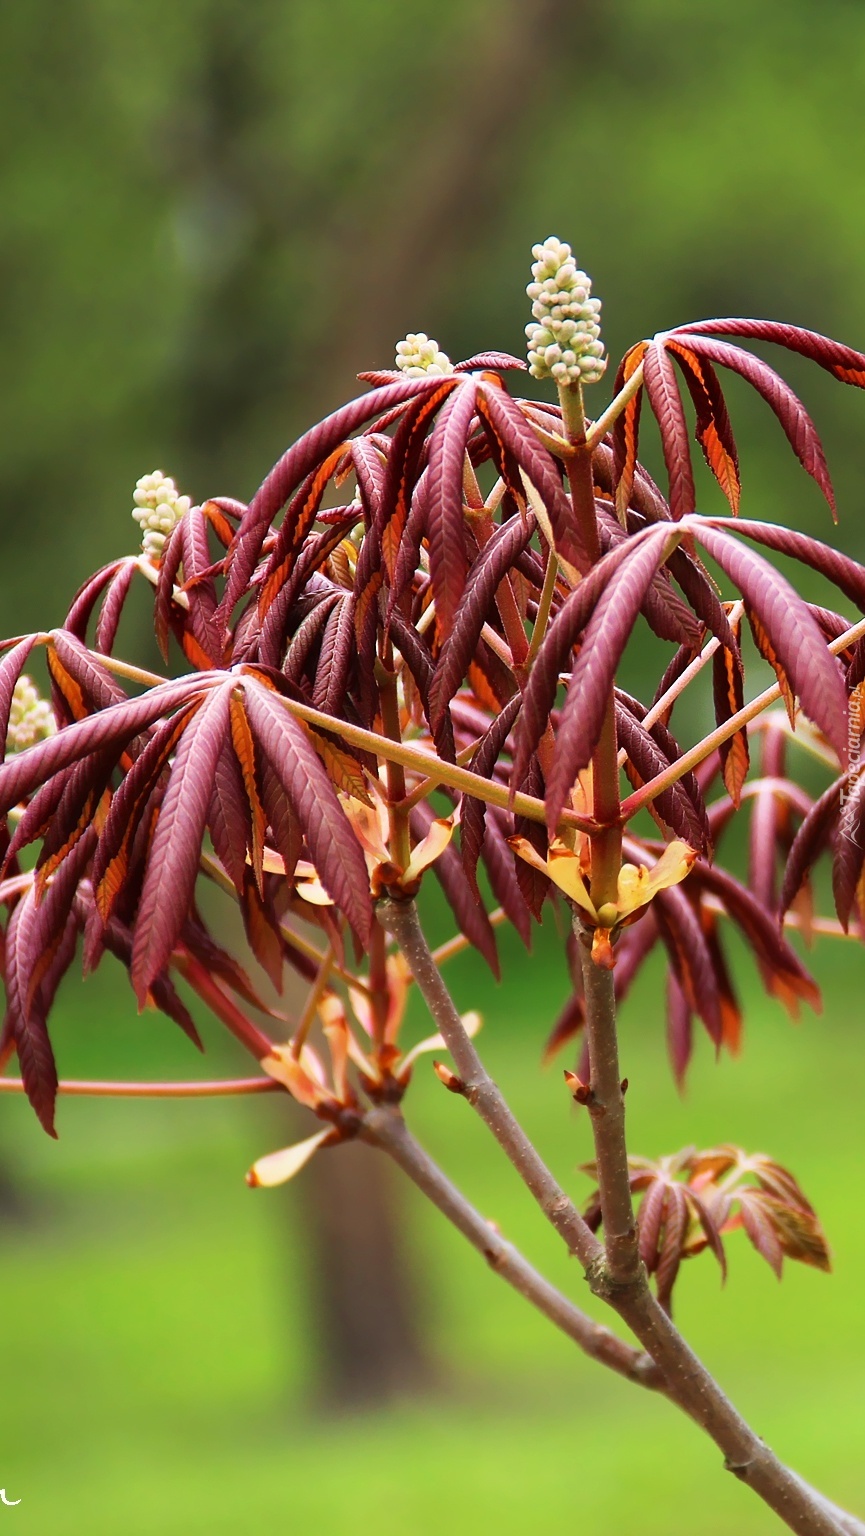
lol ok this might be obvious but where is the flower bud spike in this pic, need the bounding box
[6,675,55,754]
[131,470,192,561]
[526,237,607,386]
[395,332,453,377]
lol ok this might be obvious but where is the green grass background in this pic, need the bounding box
[2,907,864,1535]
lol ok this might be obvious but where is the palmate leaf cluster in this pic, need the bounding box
[2,267,865,1285]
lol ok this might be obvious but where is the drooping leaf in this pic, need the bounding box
[131,683,233,1003]
[0,676,212,818]
[478,382,583,567]
[460,694,521,897]
[0,637,37,748]
[208,736,254,893]
[682,336,835,514]
[410,801,498,976]
[610,342,648,522]
[691,861,820,1015]
[672,317,865,388]
[694,523,848,766]
[779,778,843,919]
[3,891,59,1136]
[510,538,645,795]
[222,376,443,619]
[48,629,128,719]
[241,677,373,944]
[94,560,138,655]
[312,595,357,717]
[832,773,865,930]
[706,518,865,613]
[429,514,536,729]
[642,341,696,520]
[424,380,477,636]
[545,527,678,828]
[666,343,740,514]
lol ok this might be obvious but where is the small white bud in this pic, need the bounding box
[525,236,606,386]
[394,330,453,376]
[131,468,191,560]
[6,675,56,755]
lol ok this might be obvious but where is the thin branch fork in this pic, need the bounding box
[360,1102,656,1388]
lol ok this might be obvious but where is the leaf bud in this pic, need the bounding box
[433,1060,465,1093]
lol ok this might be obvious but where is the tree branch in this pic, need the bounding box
[360,1102,656,1388]
[382,893,853,1536]
[577,928,641,1285]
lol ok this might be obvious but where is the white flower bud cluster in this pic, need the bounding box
[132,470,191,560]
[394,333,453,377]
[525,237,607,386]
[6,675,55,754]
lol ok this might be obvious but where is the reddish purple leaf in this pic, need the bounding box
[429,513,536,729]
[222,377,441,620]
[478,382,585,573]
[0,676,213,817]
[3,892,59,1136]
[460,694,521,898]
[453,352,527,373]
[0,637,37,748]
[241,678,372,945]
[683,336,835,514]
[780,778,842,919]
[424,381,477,636]
[64,561,127,642]
[706,518,865,613]
[672,318,865,388]
[131,684,233,1002]
[832,774,865,930]
[694,524,848,766]
[643,341,696,520]
[410,801,498,976]
[94,560,138,655]
[665,971,693,1087]
[545,527,676,828]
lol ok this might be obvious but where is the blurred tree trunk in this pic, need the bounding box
[157,0,589,1408]
[296,1139,432,1408]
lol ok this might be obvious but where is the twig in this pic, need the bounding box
[376,896,602,1269]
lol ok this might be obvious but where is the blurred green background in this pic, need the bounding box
[2,1,865,1531]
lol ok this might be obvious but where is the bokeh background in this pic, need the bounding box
[2,2,865,1531]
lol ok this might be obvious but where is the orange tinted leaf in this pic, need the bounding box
[748,609,796,726]
[229,694,266,892]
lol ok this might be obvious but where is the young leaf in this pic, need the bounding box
[642,341,696,520]
[694,524,848,766]
[545,527,678,828]
[131,684,233,1003]
[240,677,373,945]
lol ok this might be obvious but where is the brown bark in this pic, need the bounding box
[295,1136,432,1408]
